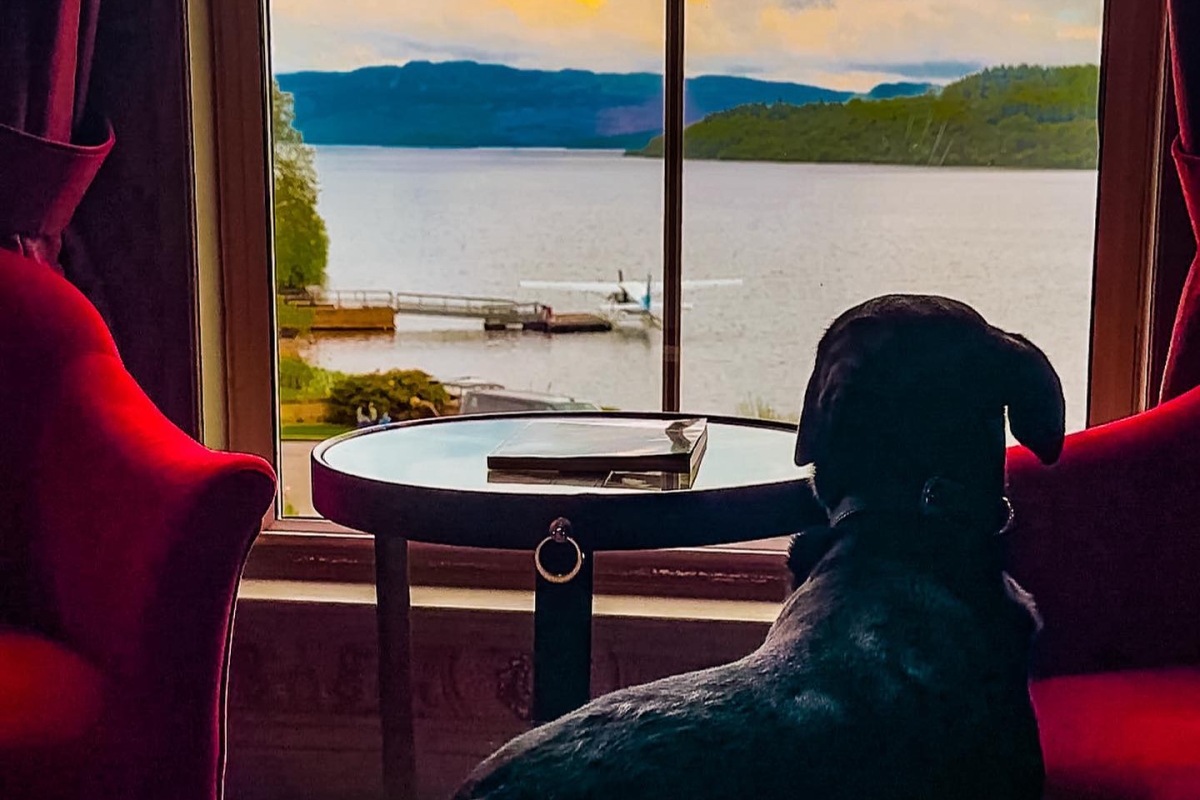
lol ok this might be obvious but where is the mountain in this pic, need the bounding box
[862,81,936,99]
[634,65,1099,169]
[276,61,930,150]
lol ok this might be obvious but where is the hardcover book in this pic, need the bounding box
[486,469,697,491]
[486,418,708,476]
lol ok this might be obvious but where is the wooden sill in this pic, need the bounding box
[239,579,783,623]
[242,530,795,603]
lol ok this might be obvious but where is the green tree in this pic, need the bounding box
[632,65,1099,170]
[272,80,329,291]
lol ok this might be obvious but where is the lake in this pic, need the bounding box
[300,147,1098,431]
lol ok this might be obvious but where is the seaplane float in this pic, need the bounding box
[520,270,743,329]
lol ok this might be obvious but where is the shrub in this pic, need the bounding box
[327,370,450,425]
[736,395,799,423]
[279,354,315,391]
[279,354,344,403]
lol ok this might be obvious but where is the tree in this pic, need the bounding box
[631,65,1099,169]
[272,80,329,291]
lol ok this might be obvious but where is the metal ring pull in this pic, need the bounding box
[997,496,1015,536]
[535,518,584,584]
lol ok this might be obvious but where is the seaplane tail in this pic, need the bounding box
[607,274,660,327]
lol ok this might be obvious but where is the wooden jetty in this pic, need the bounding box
[282,289,612,334]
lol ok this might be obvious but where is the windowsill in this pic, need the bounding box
[244,528,795,603]
[239,578,783,623]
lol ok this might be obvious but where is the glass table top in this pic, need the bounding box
[316,414,812,496]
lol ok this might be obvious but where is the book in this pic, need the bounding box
[604,470,696,491]
[486,417,708,476]
[485,470,609,489]
[485,468,696,491]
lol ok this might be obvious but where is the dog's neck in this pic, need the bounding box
[788,474,1015,596]
[828,476,1013,536]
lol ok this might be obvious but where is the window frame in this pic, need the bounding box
[191,0,1168,596]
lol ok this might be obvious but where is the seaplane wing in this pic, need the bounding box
[620,301,694,312]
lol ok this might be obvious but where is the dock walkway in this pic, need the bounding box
[283,289,612,333]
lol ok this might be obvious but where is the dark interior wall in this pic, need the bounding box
[66,0,200,437]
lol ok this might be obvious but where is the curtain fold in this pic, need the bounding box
[1164,0,1200,401]
[0,0,110,269]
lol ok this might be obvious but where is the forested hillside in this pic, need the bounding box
[634,65,1099,168]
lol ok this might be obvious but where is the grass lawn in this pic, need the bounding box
[280,422,354,441]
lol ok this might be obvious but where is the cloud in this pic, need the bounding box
[715,63,770,76]
[494,0,610,27]
[1057,24,1101,41]
[844,59,985,79]
[270,0,1103,90]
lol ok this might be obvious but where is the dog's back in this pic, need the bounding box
[769,523,1044,799]
[457,522,1042,800]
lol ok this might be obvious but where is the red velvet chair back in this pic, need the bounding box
[1006,386,1200,677]
[0,250,120,625]
[0,249,276,799]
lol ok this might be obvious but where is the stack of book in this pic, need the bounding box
[486,417,708,490]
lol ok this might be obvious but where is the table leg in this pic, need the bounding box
[375,535,417,799]
[532,540,595,723]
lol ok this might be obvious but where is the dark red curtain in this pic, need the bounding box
[0,0,113,269]
[0,0,200,433]
[1164,0,1200,401]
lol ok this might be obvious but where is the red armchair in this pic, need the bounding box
[1007,384,1200,799]
[1012,6,1200,797]
[0,248,276,798]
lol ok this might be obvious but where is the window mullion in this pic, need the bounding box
[661,0,685,412]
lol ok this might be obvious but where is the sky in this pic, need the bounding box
[269,0,1103,91]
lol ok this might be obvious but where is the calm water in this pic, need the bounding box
[301,147,1098,431]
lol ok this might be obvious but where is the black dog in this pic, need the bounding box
[453,294,1063,800]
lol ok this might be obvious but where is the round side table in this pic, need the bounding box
[312,412,818,799]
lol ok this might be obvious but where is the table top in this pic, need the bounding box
[312,412,823,550]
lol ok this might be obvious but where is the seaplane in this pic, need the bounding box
[520,271,743,329]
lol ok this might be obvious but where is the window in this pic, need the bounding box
[194,0,1165,590]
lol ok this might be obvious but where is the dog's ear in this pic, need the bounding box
[795,367,824,466]
[992,330,1065,465]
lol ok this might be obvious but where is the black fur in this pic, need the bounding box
[452,294,1063,800]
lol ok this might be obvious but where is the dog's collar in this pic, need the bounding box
[829,477,1014,535]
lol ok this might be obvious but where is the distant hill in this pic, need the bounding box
[634,65,1099,169]
[276,61,931,150]
[862,82,935,99]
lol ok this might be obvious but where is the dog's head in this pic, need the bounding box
[795,295,1064,510]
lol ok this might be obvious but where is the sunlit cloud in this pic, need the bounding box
[494,0,610,26]
[1057,24,1102,41]
[270,0,1104,90]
